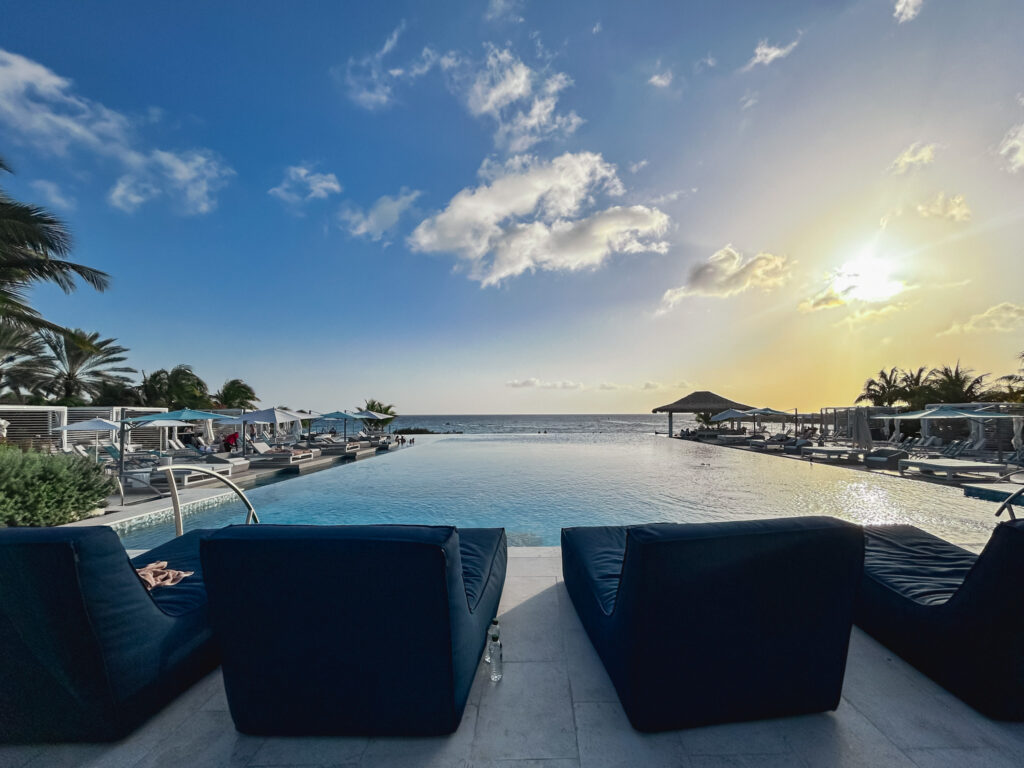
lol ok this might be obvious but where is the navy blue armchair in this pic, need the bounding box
[0,526,218,742]
[855,521,1024,719]
[200,524,507,736]
[562,517,864,732]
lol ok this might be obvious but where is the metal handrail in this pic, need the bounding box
[151,464,260,536]
[993,469,1024,520]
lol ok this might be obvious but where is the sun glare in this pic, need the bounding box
[831,249,905,303]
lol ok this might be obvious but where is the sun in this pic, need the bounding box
[831,248,905,303]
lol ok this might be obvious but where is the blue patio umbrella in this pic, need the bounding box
[122,409,227,423]
[317,410,360,440]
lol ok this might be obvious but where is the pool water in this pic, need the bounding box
[119,433,1001,551]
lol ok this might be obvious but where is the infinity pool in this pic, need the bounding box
[119,433,1001,551]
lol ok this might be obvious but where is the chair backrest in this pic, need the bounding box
[0,527,171,737]
[200,524,469,734]
[611,517,863,710]
[250,440,272,454]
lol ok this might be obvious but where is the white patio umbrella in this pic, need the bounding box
[0,418,8,440]
[1012,417,1023,453]
[852,407,873,450]
[55,417,120,461]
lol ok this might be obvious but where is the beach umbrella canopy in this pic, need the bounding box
[1013,417,1023,453]
[652,391,753,414]
[123,408,225,423]
[319,410,359,421]
[853,407,874,450]
[920,407,1017,420]
[127,419,192,429]
[710,408,752,422]
[55,418,120,432]
[232,407,312,424]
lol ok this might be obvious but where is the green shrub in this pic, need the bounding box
[0,446,116,527]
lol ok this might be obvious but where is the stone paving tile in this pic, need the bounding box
[574,702,685,768]
[782,705,918,768]
[249,735,368,766]
[496,577,561,662]
[903,746,1024,768]
[506,556,563,577]
[131,710,262,768]
[676,719,796,757]
[686,755,807,768]
[358,705,477,768]
[472,661,577,762]
[0,746,41,768]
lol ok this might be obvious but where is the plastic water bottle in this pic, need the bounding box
[487,634,503,682]
[484,618,500,662]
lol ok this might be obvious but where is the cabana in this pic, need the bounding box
[652,391,753,436]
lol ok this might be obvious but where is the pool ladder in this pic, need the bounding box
[151,464,260,537]
[994,469,1024,521]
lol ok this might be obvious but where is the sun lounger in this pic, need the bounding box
[863,448,910,471]
[200,524,507,736]
[247,440,315,464]
[855,521,1024,719]
[801,445,866,462]
[0,526,218,741]
[898,457,1009,479]
[561,517,864,731]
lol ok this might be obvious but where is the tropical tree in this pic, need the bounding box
[213,378,259,409]
[0,319,44,401]
[1,157,110,334]
[27,330,135,404]
[926,362,989,404]
[855,367,903,406]
[695,411,714,428]
[137,364,212,409]
[898,366,932,410]
[360,398,397,429]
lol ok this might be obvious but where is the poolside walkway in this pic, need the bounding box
[4,546,1024,767]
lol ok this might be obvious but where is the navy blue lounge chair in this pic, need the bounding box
[0,526,218,742]
[855,521,1024,719]
[561,517,864,732]
[863,448,909,471]
[200,524,507,736]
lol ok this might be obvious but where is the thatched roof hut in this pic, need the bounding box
[652,390,753,414]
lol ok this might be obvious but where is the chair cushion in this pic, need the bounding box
[863,525,976,605]
[130,529,213,616]
[559,526,627,614]
[456,528,505,612]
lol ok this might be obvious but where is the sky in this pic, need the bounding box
[1,0,1022,414]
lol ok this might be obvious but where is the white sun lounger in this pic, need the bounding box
[801,446,866,461]
[898,458,1009,479]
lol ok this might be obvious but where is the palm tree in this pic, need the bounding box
[360,398,397,429]
[898,366,932,410]
[856,367,903,406]
[926,362,989,404]
[138,364,211,409]
[28,330,135,404]
[213,378,259,409]
[0,319,45,401]
[1,157,110,334]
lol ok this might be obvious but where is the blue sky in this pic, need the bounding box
[2,0,1022,413]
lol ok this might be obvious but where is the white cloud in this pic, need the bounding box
[694,54,717,73]
[739,91,759,110]
[340,188,421,241]
[409,152,670,286]
[592,22,602,34]
[339,23,439,110]
[916,192,971,222]
[268,166,342,205]
[889,142,937,174]
[834,302,910,329]
[650,188,697,205]
[629,159,649,174]
[649,69,673,88]
[999,123,1024,173]
[463,45,583,152]
[0,47,233,214]
[505,378,581,389]
[894,0,924,24]
[598,382,619,390]
[485,0,524,23]
[660,245,791,309]
[741,36,800,72]
[29,179,75,209]
[642,381,661,391]
[940,302,1024,336]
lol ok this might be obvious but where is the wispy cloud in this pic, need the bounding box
[741,35,800,72]
[485,0,524,23]
[999,123,1024,173]
[660,245,791,310]
[894,0,925,24]
[460,45,583,152]
[641,381,662,390]
[629,159,649,174]
[940,302,1024,335]
[338,23,440,110]
[739,91,759,110]
[409,152,669,286]
[694,54,717,73]
[834,302,910,329]
[0,47,233,214]
[916,192,971,222]
[649,68,673,88]
[592,22,602,35]
[268,166,342,205]
[29,179,75,210]
[340,188,421,241]
[649,188,697,205]
[505,378,581,389]
[889,142,937,174]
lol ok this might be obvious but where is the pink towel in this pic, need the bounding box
[136,561,194,590]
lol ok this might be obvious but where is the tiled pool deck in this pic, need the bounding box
[4,546,1024,768]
